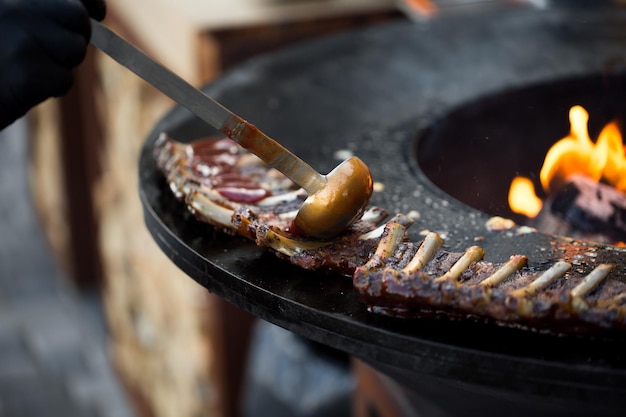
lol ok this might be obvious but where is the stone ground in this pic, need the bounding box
[0,119,135,417]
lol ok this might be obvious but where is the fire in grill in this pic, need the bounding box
[508,104,626,244]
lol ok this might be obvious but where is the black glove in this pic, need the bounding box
[0,0,106,129]
[81,0,106,22]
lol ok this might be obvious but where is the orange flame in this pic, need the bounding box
[508,105,626,217]
[508,177,542,218]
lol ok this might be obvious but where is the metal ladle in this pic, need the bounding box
[90,20,373,238]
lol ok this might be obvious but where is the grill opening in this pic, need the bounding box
[416,72,626,242]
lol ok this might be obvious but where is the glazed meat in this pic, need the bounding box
[353,224,624,333]
[154,133,626,334]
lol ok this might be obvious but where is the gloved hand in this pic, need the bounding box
[0,0,106,129]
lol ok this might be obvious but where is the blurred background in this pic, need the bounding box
[0,1,615,417]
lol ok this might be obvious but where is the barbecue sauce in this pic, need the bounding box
[189,137,270,204]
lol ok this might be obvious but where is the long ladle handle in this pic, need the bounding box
[89,19,326,193]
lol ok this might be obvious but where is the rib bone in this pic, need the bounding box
[434,246,484,282]
[402,232,443,274]
[479,255,528,287]
[511,261,571,298]
[360,220,408,271]
[571,264,614,298]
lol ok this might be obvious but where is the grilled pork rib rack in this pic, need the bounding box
[154,133,626,334]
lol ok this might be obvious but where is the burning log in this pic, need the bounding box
[532,173,626,243]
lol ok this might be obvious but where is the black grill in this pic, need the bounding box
[140,5,626,416]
